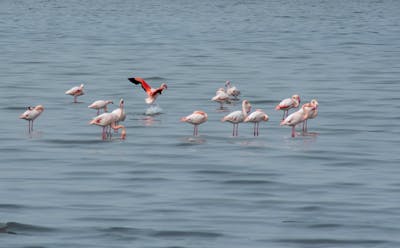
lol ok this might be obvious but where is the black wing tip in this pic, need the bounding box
[128,78,139,84]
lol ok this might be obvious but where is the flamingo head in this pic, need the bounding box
[311,99,319,108]
[292,94,300,104]
[121,128,126,140]
[225,80,231,87]
[161,83,168,90]
[107,100,114,105]
[242,100,252,113]
[119,98,124,106]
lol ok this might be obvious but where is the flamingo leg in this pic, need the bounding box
[291,126,296,137]
[256,122,259,136]
[114,122,118,133]
[102,127,106,140]
[74,95,77,103]
[304,120,308,133]
[97,109,100,115]
[234,124,239,136]
[28,120,32,133]
[108,125,113,138]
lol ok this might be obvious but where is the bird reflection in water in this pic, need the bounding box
[141,115,159,126]
[181,136,207,144]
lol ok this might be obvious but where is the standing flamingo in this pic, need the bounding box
[211,88,230,110]
[275,94,301,120]
[89,112,126,140]
[65,84,85,103]
[302,99,319,133]
[244,109,269,136]
[221,100,252,136]
[181,111,208,136]
[111,98,126,132]
[280,104,315,137]
[128,77,167,105]
[88,100,113,115]
[19,105,44,133]
[225,80,240,100]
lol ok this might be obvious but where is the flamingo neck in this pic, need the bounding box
[111,122,126,139]
[242,105,250,118]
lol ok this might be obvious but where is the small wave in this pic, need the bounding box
[44,139,106,145]
[2,106,31,110]
[272,238,387,245]
[151,230,222,238]
[2,222,56,235]
[0,204,25,210]
[144,76,166,81]
[222,179,274,185]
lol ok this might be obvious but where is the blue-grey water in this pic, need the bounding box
[1,0,400,247]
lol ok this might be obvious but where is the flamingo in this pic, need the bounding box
[221,100,252,136]
[128,77,167,105]
[65,84,84,103]
[302,99,319,133]
[211,88,230,110]
[19,105,44,133]
[88,100,113,115]
[111,98,126,132]
[280,104,315,137]
[275,94,301,120]
[244,109,269,136]
[181,111,208,136]
[225,80,240,100]
[89,112,126,140]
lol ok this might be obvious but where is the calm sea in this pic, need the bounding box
[1,0,400,247]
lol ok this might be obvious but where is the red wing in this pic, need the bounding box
[128,77,152,95]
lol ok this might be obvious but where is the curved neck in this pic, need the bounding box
[242,104,249,118]
[111,122,126,139]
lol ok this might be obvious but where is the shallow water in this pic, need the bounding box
[1,0,400,247]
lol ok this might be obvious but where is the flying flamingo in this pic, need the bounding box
[19,105,44,133]
[302,99,319,133]
[225,80,240,100]
[111,98,126,132]
[244,109,269,136]
[280,104,315,137]
[65,84,85,103]
[181,111,208,136]
[128,77,167,105]
[88,100,113,115]
[211,88,230,110]
[275,94,301,120]
[89,112,126,140]
[221,100,252,136]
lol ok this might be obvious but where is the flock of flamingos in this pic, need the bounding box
[19,77,319,140]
